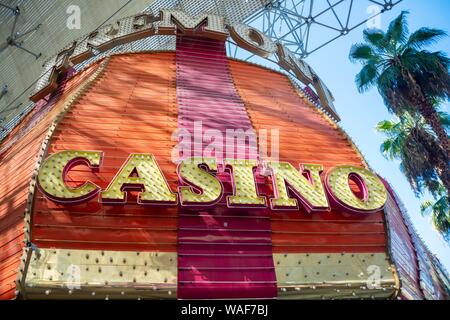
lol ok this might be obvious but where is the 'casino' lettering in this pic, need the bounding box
[37,150,388,214]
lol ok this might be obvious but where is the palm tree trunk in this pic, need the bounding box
[417,101,450,199]
[418,101,450,159]
[404,71,450,159]
[403,71,450,198]
[434,155,450,197]
[436,159,450,203]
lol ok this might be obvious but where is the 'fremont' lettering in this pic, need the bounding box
[30,9,339,120]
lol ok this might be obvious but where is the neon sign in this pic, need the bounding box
[37,150,388,214]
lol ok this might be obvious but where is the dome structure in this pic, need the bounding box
[0,6,449,301]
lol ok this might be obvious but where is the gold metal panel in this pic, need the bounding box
[274,253,398,299]
[24,248,177,299]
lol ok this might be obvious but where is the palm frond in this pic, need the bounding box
[363,29,386,49]
[355,62,379,92]
[376,120,396,132]
[386,11,409,46]
[425,189,450,236]
[380,139,393,155]
[379,136,402,160]
[407,28,447,50]
[407,50,450,100]
[349,43,376,63]
[437,111,450,132]
[420,200,433,216]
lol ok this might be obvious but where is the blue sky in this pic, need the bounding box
[301,0,450,270]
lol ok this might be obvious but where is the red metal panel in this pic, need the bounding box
[383,183,425,300]
[410,226,447,299]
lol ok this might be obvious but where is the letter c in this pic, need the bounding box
[37,150,102,203]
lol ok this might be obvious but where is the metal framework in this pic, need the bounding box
[0,84,7,99]
[229,0,403,60]
[0,1,42,59]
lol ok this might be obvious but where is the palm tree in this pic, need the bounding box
[376,111,449,198]
[421,184,450,241]
[349,12,450,179]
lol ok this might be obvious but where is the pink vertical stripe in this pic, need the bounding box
[176,36,277,299]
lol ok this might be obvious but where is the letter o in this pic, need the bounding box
[325,166,387,213]
[228,23,276,58]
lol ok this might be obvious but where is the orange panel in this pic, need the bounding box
[0,63,101,299]
[32,52,178,253]
[229,60,387,253]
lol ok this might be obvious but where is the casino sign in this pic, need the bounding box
[0,8,448,301]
